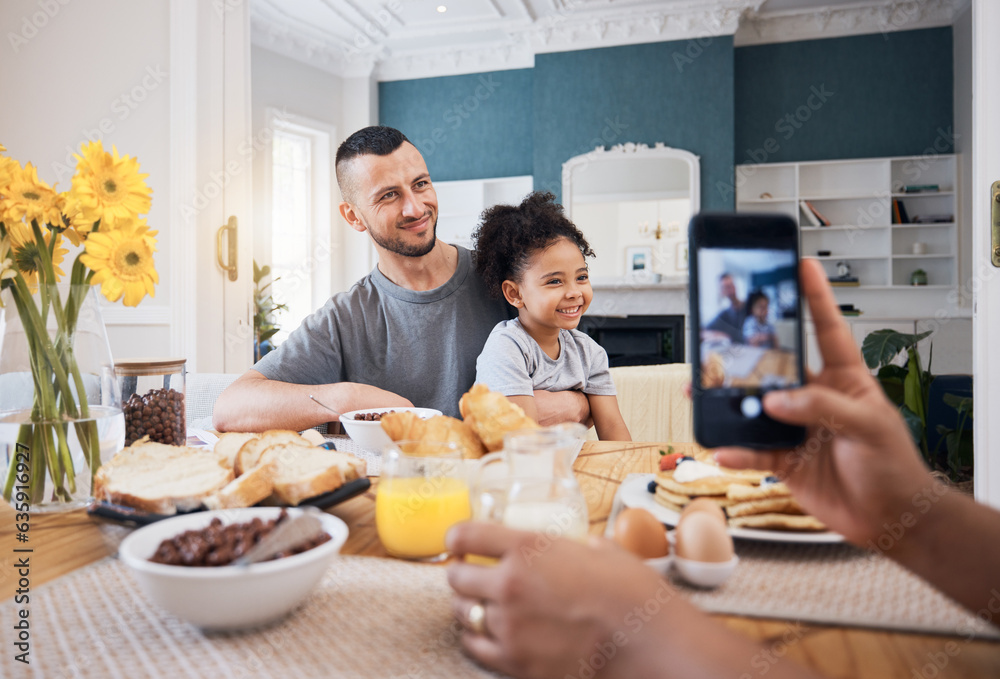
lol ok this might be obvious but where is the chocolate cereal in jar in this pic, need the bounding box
[115,358,186,446]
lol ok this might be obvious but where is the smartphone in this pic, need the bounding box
[688,212,806,449]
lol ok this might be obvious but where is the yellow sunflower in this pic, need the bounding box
[69,141,151,229]
[8,224,68,290]
[59,193,98,247]
[0,162,65,227]
[80,222,158,306]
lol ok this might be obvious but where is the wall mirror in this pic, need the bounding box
[563,143,700,283]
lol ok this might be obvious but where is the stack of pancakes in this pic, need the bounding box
[653,453,827,531]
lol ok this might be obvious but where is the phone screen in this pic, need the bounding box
[690,214,805,449]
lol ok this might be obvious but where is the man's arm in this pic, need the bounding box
[212,370,413,432]
[532,390,590,427]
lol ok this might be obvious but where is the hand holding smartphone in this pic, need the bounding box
[688,213,806,449]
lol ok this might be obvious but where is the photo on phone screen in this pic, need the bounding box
[697,248,800,391]
[689,213,805,449]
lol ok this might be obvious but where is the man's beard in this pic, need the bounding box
[367,211,437,258]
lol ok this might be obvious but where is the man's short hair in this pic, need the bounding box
[335,126,412,203]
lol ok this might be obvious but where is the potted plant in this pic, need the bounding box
[861,328,972,484]
[253,260,286,362]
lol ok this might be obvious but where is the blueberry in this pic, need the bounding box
[762,475,780,485]
[647,480,658,494]
[679,456,695,463]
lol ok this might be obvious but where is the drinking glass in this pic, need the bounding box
[477,423,587,483]
[473,475,589,541]
[375,440,470,561]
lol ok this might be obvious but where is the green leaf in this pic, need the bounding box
[903,350,926,425]
[876,364,907,404]
[899,404,926,459]
[943,393,973,416]
[861,329,932,369]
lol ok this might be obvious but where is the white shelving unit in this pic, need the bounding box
[735,155,959,319]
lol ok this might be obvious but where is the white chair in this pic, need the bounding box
[185,373,240,429]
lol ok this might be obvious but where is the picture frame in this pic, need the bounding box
[625,245,653,276]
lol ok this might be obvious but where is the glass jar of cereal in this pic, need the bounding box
[115,358,187,447]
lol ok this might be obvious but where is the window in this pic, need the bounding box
[265,113,334,346]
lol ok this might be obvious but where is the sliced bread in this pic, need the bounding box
[94,442,233,515]
[203,459,276,510]
[260,444,365,506]
[214,432,261,469]
[234,430,311,475]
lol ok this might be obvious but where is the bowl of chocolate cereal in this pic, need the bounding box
[339,407,441,452]
[118,507,348,630]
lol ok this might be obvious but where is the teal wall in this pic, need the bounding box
[735,28,953,164]
[379,69,533,180]
[377,27,953,212]
[533,39,734,210]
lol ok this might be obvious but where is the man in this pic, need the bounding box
[705,272,747,343]
[213,126,588,431]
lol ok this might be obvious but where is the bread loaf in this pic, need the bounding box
[94,439,233,515]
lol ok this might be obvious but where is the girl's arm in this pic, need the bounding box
[588,394,631,441]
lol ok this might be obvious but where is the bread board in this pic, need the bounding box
[88,477,370,527]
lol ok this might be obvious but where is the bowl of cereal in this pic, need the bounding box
[118,507,348,630]
[339,407,441,451]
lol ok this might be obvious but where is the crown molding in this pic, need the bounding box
[376,2,762,81]
[735,0,971,46]
[249,6,377,77]
[249,0,970,81]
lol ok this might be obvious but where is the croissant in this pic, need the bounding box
[380,411,486,459]
[458,383,538,452]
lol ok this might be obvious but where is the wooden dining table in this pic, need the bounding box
[2,440,999,678]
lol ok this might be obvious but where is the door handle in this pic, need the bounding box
[216,215,238,281]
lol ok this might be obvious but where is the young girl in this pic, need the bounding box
[742,290,778,348]
[471,192,631,441]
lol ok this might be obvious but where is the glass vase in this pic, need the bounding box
[0,284,125,512]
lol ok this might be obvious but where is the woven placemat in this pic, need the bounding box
[0,555,502,679]
[610,475,1000,640]
[329,436,383,476]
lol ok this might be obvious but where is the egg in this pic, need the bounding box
[681,497,727,526]
[674,512,734,563]
[613,508,669,559]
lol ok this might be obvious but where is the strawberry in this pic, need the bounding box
[658,452,684,472]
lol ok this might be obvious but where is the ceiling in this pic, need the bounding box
[250,0,970,80]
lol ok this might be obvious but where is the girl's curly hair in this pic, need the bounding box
[472,191,595,300]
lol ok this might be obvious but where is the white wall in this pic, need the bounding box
[251,46,382,302]
[954,4,973,309]
[0,0,172,359]
[251,45,345,291]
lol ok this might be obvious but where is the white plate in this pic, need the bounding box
[618,474,845,544]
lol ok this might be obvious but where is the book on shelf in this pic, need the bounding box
[892,200,901,224]
[829,277,860,287]
[902,184,940,193]
[804,200,831,226]
[912,214,954,224]
[799,200,821,227]
[897,200,910,224]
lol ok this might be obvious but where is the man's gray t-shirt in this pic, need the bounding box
[475,318,617,397]
[253,246,510,418]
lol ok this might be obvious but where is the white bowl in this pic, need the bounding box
[644,554,673,577]
[339,407,442,451]
[673,555,739,588]
[119,507,348,630]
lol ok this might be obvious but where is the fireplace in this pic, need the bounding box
[577,315,685,366]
